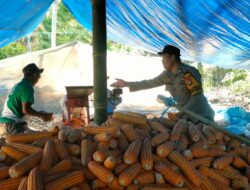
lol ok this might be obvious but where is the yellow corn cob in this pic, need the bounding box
[44,171,84,190]
[84,125,121,137]
[9,150,43,178]
[212,155,234,169]
[44,159,72,176]
[134,171,155,184]
[18,177,28,190]
[150,122,168,133]
[81,139,95,167]
[156,141,175,158]
[104,155,118,170]
[6,131,53,143]
[118,162,141,186]
[0,177,23,190]
[170,119,187,142]
[88,161,114,183]
[113,112,147,125]
[198,167,230,186]
[118,133,130,152]
[190,157,213,168]
[8,143,41,154]
[1,145,27,161]
[97,141,109,151]
[151,131,169,147]
[54,139,69,160]
[40,140,55,172]
[27,166,43,190]
[188,122,201,142]
[168,151,201,187]
[121,123,138,142]
[124,139,142,164]
[155,161,184,187]
[140,138,153,171]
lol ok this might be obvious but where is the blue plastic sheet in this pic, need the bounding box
[0,0,249,69]
[216,106,250,135]
[63,0,250,69]
[0,0,53,47]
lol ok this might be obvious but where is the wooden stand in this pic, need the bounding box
[65,98,90,125]
[65,86,93,126]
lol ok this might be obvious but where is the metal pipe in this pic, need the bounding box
[92,0,108,124]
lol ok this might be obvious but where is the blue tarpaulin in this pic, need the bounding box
[0,0,250,69]
[63,0,250,69]
[0,0,53,47]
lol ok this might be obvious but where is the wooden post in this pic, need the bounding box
[92,0,108,124]
[51,0,58,48]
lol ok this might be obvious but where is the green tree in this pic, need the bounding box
[0,40,27,59]
[210,67,230,87]
[197,62,204,82]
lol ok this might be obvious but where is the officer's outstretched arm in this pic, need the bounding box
[126,71,167,92]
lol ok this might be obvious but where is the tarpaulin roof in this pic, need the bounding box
[1,0,250,69]
[0,0,53,47]
[63,0,250,69]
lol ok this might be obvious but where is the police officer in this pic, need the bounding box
[111,45,215,122]
[0,63,53,136]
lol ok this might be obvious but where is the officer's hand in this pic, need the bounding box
[41,113,53,122]
[111,78,128,88]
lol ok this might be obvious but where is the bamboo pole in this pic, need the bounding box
[92,0,108,124]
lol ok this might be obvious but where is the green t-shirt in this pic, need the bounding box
[0,79,34,122]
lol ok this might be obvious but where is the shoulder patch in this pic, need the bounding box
[183,72,202,95]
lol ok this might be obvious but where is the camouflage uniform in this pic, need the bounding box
[127,63,215,121]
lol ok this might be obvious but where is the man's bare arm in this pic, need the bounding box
[22,102,53,121]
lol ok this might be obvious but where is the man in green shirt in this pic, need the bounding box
[0,63,53,136]
[111,45,214,122]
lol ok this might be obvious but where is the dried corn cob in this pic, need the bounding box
[8,143,41,154]
[9,150,43,178]
[113,112,147,125]
[6,132,53,143]
[18,177,28,190]
[40,140,55,172]
[168,151,201,187]
[118,162,141,186]
[1,145,27,161]
[124,139,142,164]
[140,138,153,171]
[0,177,23,190]
[44,171,84,190]
[134,171,155,184]
[54,139,69,160]
[121,123,138,142]
[44,159,72,176]
[27,166,43,190]
[88,161,114,183]
[155,161,184,187]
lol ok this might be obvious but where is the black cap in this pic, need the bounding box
[157,45,181,56]
[23,63,44,76]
